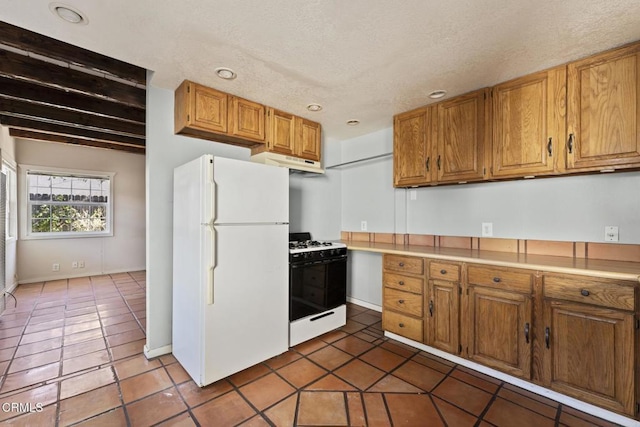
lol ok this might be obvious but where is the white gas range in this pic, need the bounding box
[288,233,347,346]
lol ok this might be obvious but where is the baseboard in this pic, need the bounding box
[385,332,637,427]
[347,296,382,312]
[144,344,172,360]
[17,266,146,285]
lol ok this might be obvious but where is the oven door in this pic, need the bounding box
[289,256,347,321]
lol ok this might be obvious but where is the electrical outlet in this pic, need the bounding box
[605,226,619,242]
[482,222,493,237]
[78,261,85,268]
[360,221,367,231]
[52,263,60,272]
[72,261,78,269]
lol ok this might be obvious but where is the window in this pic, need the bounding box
[22,166,114,239]
[2,162,17,240]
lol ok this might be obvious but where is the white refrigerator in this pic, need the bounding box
[172,154,289,387]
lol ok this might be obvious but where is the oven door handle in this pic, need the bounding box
[290,256,347,268]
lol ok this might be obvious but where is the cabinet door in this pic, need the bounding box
[437,89,489,183]
[466,287,532,379]
[295,117,321,161]
[542,300,635,415]
[191,84,228,133]
[267,108,296,156]
[229,96,265,142]
[393,107,434,186]
[492,67,566,178]
[566,42,640,171]
[426,280,459,354]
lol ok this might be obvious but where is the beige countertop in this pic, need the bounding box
[342,240,640,283]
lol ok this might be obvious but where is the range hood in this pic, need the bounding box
[251,151,325,174]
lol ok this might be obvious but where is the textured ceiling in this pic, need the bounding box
[2,0,640,141]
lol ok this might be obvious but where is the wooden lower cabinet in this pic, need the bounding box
[379,255,639,419]
[466,286,532,379]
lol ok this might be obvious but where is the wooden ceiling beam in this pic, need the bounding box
[9,129,145,154]
[0,49,145,108]
[0,115,145,147]
[0,98,145,137]
[0,76,145,124]
[0,21,146,85]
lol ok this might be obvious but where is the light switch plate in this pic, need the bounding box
[482,223,493,237]
[605,226,619,242]
[409,190,417,201]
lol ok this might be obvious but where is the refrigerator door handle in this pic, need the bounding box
[208,227,217,305]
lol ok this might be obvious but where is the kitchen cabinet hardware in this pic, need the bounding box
[580,289,590,297]
[399,299,405,304]
[567,133,574,154]
[429,300,434,317]
[399,262,404,267]
[493,277,501,283]
[524,322,530,343]
[437,155,441,170]
[440,269,447,275]
[399,323,405,328]
[545,327,550,349]
[547,138,553,156]
[426,157,430,171]
[398,280,405,286]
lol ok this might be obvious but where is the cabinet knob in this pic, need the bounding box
[440,269,447,275]
[398,281,405,286]
[493,277,501,283]
[580,289,590,297]
[399,323,405,328]
[399,262,405,267]
[398,299,405,304]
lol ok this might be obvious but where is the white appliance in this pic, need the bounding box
[251,151,324,174]
[172,155,289,387]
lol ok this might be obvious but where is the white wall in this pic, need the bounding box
[15,139,146,283]
[339,125,640,305]
[145,82,249,356]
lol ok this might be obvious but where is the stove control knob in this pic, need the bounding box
[319,251,325,257]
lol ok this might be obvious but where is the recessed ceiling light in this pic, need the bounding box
[346,119,360,126]
[428,90,447,99]
[215,67,237,80]
[306,104,322,112]
[49,3,88,25]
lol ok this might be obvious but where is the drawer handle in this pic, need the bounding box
[398,281,405,286]
[398,299,405,304]
[440,269,447,275]
[399,323,405,328]
[580,289,590,297]
[493,277,501,283]
[524,322,530,344]
[399,262,405,267]
[545,327,550,349]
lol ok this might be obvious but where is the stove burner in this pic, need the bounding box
[289,240,334,250]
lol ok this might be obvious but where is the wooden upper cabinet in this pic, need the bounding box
[296,117,321,161]
[491,67,566,178]
[228,96,265,142]
[267,108,296,156]
[566,42,640,171]
[437,88,489,183]
[394,107,434,186]
[175,81,228,134]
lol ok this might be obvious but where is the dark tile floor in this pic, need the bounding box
[0,272,622,426]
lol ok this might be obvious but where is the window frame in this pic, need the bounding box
[20,165,115,240]
[2,161,17,241]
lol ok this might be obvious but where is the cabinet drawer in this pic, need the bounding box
[468,265,533,294]
[383,310,423,342]
[384,288,423,317]
[383,273,423,294]
[429,261,460,282]
[543,274,635,311]
[384,255,424,275]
